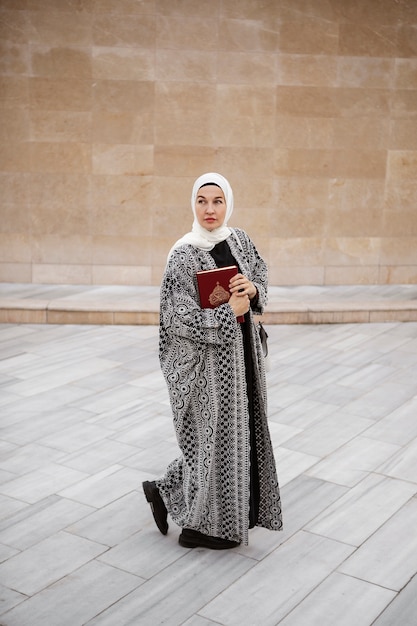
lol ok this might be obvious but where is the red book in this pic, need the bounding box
[196,265,244,323]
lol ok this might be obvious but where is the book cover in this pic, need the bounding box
[196,265,244,323]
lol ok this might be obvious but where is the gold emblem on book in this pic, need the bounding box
[209,282,230,306]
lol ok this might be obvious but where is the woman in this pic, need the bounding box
[143,172,282,549]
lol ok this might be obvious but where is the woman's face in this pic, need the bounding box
[194,185,227,231]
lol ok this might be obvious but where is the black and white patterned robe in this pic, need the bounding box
[156,228,282,545]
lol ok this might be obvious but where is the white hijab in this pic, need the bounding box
[167,172,234,260]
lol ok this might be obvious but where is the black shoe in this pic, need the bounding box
[179,528,240,550]
[142,480,168,535]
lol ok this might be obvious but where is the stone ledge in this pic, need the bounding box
[1,291,417,325]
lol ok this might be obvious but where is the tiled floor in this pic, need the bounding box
[0,320,417,625]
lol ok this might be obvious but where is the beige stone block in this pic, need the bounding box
[31,46,92,79]
[154,82,216,146]
[274,149,386,179]
[156,15,218,50]
[387,150,417,179]
[395,59,417,89]
[32,234,93,264]
[92,174,152,211]
[267,205,325,238]
[333,118,389,150]
[275,116,333,149]
[0,109,29,143]
[91,204,151,238]
[268,264,325,286]
[384,181,417,233]
[382,210,417,237]
[0,9,28,43]
[29,173,90,209]
[397,25,417,59]
[93,14,155,47]
[337,57,394,89]
[114,311,159,325]
[0,42,30,75]
[370,310,417,323]
[30,77,92,111]
[92,111,153,144]
[279,18,339,55]
[31,203,90,236]
[0,309,47,324]
[0,206,30,234]
[92,235,146,265]
[0,76,28,109]
[30,111,91,142]
[390,120,417,149]
[150,236,178,267]
[152,175,191,209]
[233,177,274,211]
[380,237,417,265]
[152,205,190,240]
[391,90,417,119]
[217,147,274,180]
[47,310,113,324]
[233,210,270,240]
[269,237,324,267]
[32,263,92,284]
[340,0,403,26]
[276,176,328,209]
[151,265,165,285]
[155,49,216,83]
[158,0,220,19]
[325,237,380,266]
[325,265,380,285]
[216,85,275,147]
[276,86,389,118]
[328,179,385,236]
[29,10,92,46]
[91,0,153,13]
[379,265,417,284]
[0,172,30,204]
[93,47,154,81]
[308,310,370,324]
[217,52,277,85]
[92,265,152,285]
[329,178,385,211]
[220,1,277,20]
[278,54,337,87]
[0,263,32,282]
[30,142,91,173]
[26,0,92,10]
[0,234,31,262]
[339,24,397,58]
[219,17,278,52]
[92,144,153,176]
[154,146,217,176]
[0,142,31,172]
[93,80,154,112]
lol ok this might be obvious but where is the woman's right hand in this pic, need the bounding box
[229,291,250,318]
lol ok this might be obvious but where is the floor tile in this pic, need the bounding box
[338,497,417,591]
[0,531,107,596]
[0,560,143,626]
[278,572,396,626]
[198,531,354,626]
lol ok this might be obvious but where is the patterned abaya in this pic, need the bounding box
[156,227,282,546]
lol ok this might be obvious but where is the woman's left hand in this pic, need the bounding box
[229,273,257,300]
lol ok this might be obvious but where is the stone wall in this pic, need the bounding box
[1,0,417,286]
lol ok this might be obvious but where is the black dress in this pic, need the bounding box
[209,240,260,528]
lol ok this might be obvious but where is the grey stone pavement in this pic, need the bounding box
[0,316,417,624]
